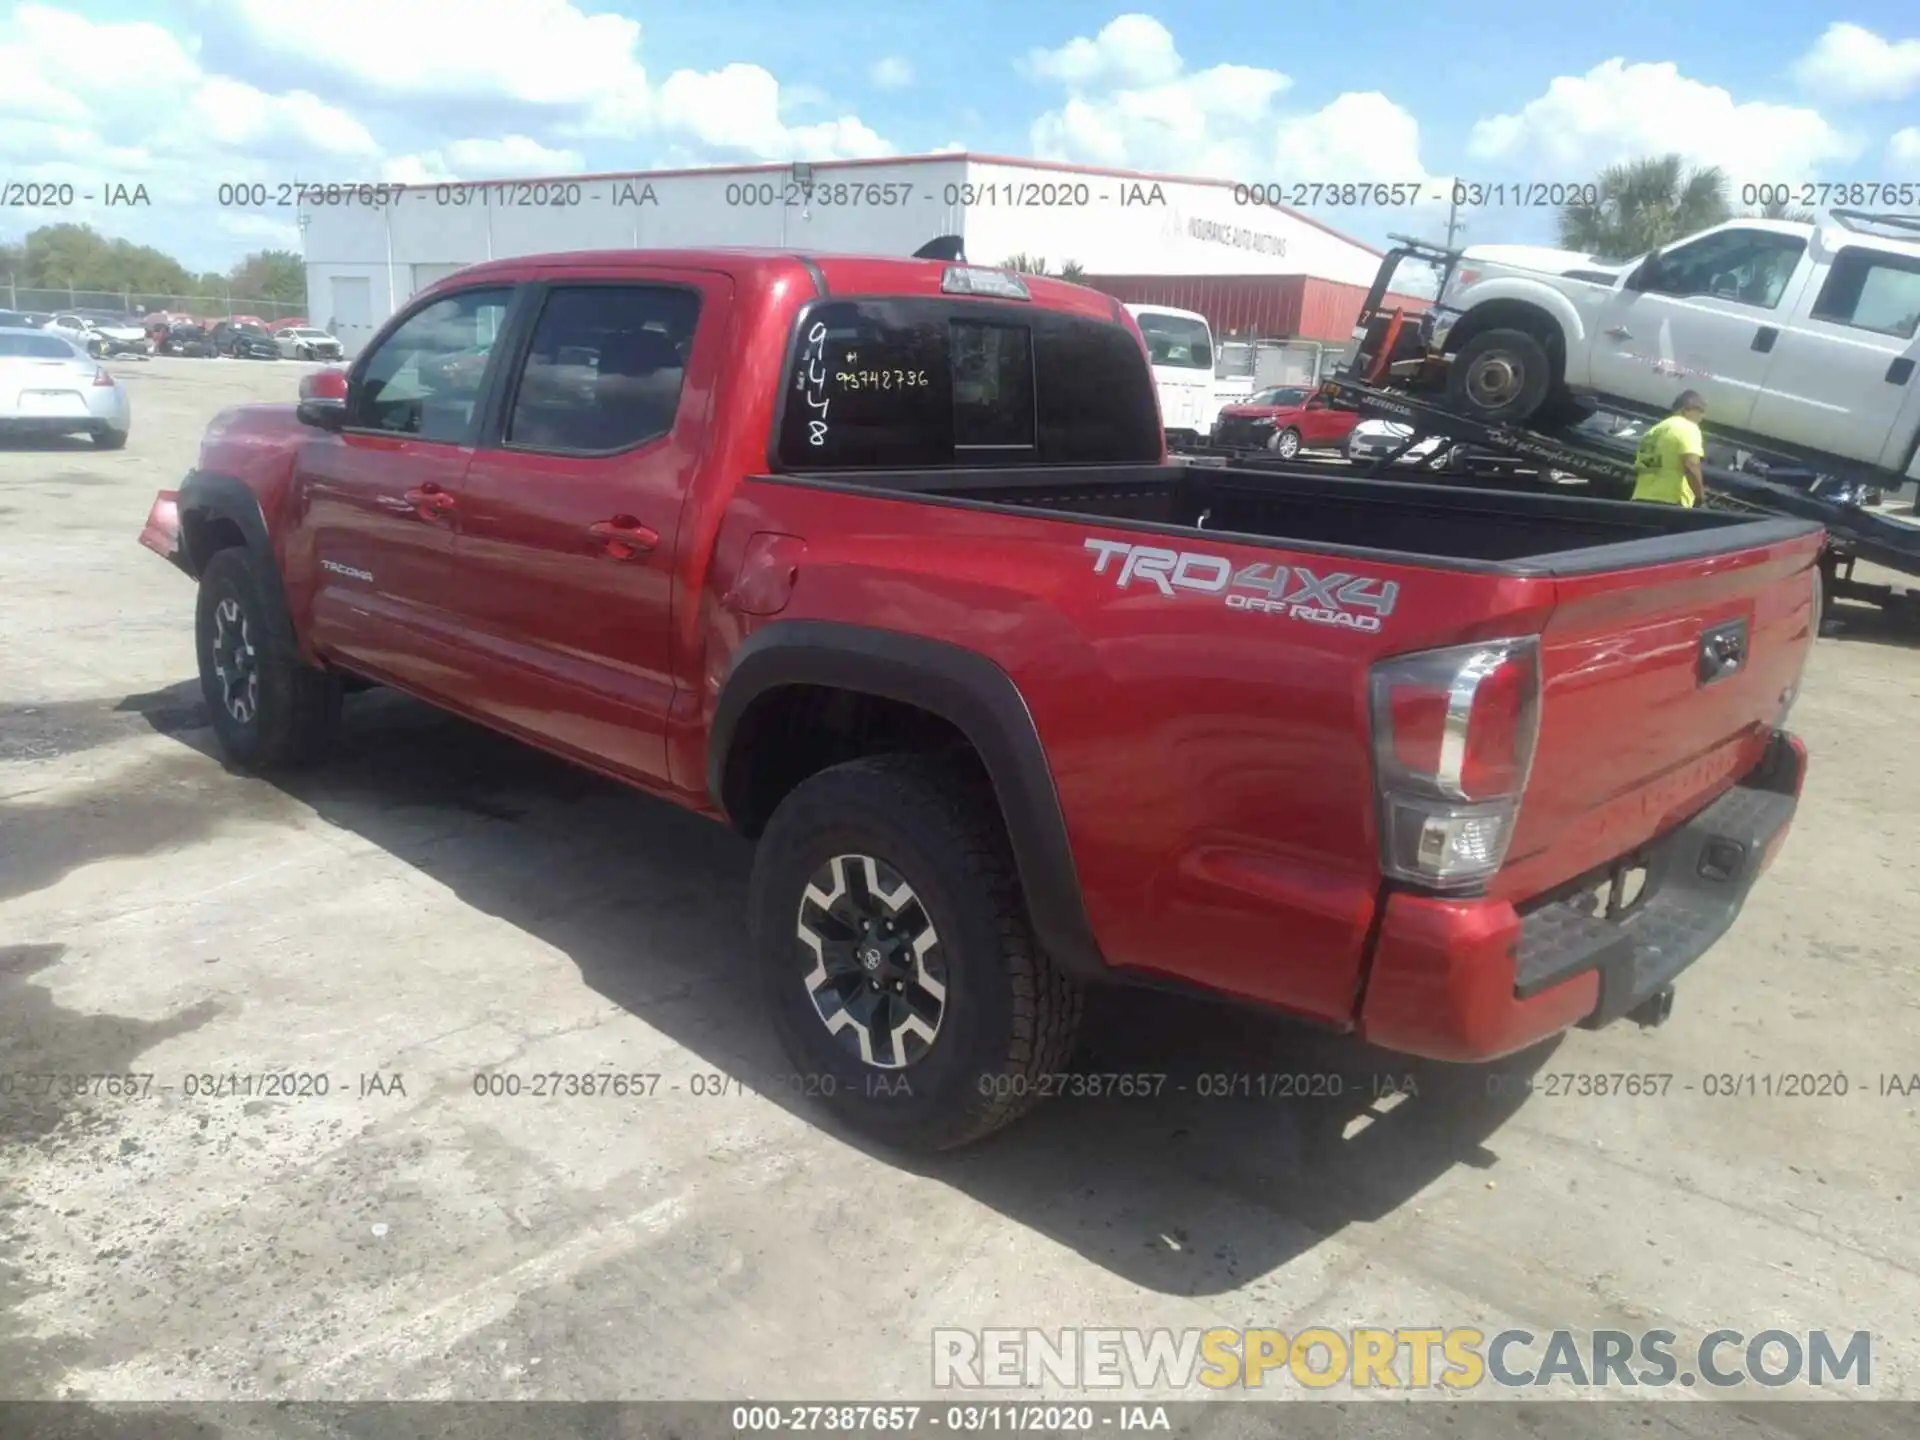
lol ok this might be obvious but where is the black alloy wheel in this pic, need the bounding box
[795,852,949,1070]
[750,753,1082,1150]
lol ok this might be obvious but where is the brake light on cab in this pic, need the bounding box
[1368,636,1542,891]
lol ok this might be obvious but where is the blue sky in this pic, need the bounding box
[2,1,1917,273]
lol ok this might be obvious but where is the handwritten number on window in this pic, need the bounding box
[802,320,830,447]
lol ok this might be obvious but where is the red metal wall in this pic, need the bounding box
[1084,274,1428,342]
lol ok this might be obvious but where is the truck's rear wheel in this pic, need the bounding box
[749,753,1082,1151]
[1447,329,1551,424]
[195,546,342,771]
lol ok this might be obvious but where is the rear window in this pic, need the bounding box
[775,298,1160,469]
[0,332,79,358]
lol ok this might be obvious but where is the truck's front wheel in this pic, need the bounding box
[1447,329,1551,424]
[195,546,343,771]
[749,753,1083,1151]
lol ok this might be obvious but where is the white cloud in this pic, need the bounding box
[1467,59,1861,188]
[221,0,648,106]
[1023,15,1428,195]
[380,152,459,185]
[0,5,372,185]
[870,56,914,90]
[1273,92,1425,183]
[1793,23,1920,103]
[657,64,891,161]
[1891,127,1920,166]
[217,0,893,162]
[445,136,585,174]
[1024,13,1182,88]
[378,136,583,184]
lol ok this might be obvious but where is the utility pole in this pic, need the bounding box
[1442,188,1465,250]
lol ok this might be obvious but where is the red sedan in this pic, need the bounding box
[1211,385,1358,457]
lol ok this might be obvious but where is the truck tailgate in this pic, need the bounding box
[1494,534,1821,901]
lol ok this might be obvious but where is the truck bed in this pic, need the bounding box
[774,462,1823,572]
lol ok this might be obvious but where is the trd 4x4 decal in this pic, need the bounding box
[1083,538,1398,634]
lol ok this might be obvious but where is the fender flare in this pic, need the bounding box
[1453,280,1587,355]
[175,469,272,579]
[709,621,1111,983]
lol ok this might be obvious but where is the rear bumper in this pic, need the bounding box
[1358,729,1807,1063]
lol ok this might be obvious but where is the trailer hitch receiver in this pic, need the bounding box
[1629,986,1675,1029]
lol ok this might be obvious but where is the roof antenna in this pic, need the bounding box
[914,235,966,262]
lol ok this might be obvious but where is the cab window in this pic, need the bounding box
[505,285,702,453]
[1642,228,1806,309]
[352,287,514,442]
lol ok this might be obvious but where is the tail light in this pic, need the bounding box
[1368,636,1542,891]
[93,367,114,386]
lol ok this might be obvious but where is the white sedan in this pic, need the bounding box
[0,326,131,448]
[275,326,344,361]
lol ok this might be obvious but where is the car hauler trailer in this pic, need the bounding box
[1167,229,1920,631]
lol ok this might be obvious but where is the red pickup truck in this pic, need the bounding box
[139,247,1821,1150]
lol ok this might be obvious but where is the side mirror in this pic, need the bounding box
[1627,252,1663,291]
[296,367,349,431]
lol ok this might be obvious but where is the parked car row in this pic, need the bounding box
[0,309,338,362]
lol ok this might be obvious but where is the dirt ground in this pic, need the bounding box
[2,358,1917,1435]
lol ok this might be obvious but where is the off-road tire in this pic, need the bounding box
[194,546,342,771]
[749,752,1083,1151]
[1447,328,1552,424]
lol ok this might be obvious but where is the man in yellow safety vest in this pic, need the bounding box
[1631,390,1709,507]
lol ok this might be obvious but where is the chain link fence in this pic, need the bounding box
[3,284,307,321]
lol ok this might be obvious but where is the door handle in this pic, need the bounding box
[590,517,659,558]
[403,485,456,513]
[1751,326,1779,353]
[1605,326,1632,340]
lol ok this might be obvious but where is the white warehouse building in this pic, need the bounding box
[300,153,1403,358]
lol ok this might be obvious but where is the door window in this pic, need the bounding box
[1643,229,1807,309]
[505,285,702,453]
[1811,249,1920,340]
[351,287,513,442]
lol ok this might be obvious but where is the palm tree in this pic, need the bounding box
[1001,253,1049,274]
[1058,260,1087,282]
[1746,197,1817,224]
[1556,154,1732,260]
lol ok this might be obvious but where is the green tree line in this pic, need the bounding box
[0,223,305,306]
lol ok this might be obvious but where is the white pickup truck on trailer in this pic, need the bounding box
[1417,209,1920,487]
